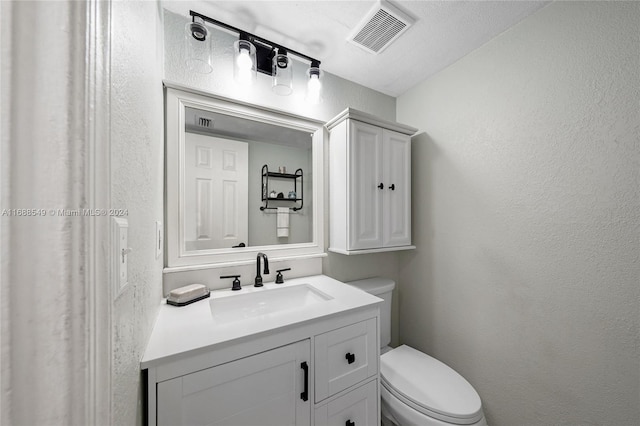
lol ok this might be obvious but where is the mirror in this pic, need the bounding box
[165,85,325,268]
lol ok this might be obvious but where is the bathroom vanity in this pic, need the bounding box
[141,275,381,426]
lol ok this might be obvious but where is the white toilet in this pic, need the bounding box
[346,278,487,426]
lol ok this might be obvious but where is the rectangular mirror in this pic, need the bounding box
[165,84,324,268]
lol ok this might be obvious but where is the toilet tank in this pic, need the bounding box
[346,277,395,348]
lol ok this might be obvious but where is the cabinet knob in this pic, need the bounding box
[377,183,384,189]
[389,184,395,190]
[346,421,355,426]
[345,352,356,364]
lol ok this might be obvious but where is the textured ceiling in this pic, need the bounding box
[164,1,550,97]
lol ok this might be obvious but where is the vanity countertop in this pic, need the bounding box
[141,274,381,369]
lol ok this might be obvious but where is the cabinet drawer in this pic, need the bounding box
[314,379,378,426]
[314,318,378,401]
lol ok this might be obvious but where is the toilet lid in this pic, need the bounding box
[381,345,483,425]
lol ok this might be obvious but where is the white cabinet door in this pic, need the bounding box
[347,124,411,250]
[157,340,311,426]
[382,129,411,247]
[348,120,384,250]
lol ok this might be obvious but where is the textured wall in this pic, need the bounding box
[397,2,639,425]
[110,1,164,425]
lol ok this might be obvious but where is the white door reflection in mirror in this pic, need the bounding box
[184,134,248,250]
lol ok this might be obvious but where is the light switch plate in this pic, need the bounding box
[112,217,129,298]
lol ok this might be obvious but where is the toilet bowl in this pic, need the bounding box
[346,278,487,426]
[380,345,486,426]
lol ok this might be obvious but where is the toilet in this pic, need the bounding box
[346,278,487,426]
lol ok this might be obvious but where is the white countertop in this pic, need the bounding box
[141,275,381,369]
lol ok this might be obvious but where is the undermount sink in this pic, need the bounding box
[209,284,333,323]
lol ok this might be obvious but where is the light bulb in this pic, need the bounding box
[233,40,257,85]
[236,48,253,71]
[306,74,322,104]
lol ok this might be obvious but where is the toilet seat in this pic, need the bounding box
[381,345,484,425]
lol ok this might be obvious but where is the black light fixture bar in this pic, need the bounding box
[190,10,321,68]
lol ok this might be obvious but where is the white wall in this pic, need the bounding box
[397,2,639,425]
[110,1,164,425]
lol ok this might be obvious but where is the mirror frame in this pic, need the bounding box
[164,83,325,269]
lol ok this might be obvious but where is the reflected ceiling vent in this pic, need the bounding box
[195,114,214,129]
[348,0,414,54]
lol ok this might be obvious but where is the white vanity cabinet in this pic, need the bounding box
[147,313,378,426]
[327,108,417,254]
[142,276,381,426]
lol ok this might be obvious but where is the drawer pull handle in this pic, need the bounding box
[346,420,355,426]
[345,352,356,364]
[300,362,309,402]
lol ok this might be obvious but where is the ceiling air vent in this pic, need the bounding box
[348,0,414,55]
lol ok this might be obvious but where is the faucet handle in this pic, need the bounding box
[275,268,291,284]
[220,275,242,291]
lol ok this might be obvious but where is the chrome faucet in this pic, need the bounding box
[254,252,270,287]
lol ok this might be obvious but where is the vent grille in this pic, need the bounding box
[348,1,414,54]
[195,115,213,128]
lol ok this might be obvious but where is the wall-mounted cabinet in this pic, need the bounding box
[327,108,417,255]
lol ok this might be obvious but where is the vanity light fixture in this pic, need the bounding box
[184,16,212,74]
[272,48,293,96]
[187,10,323,102]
